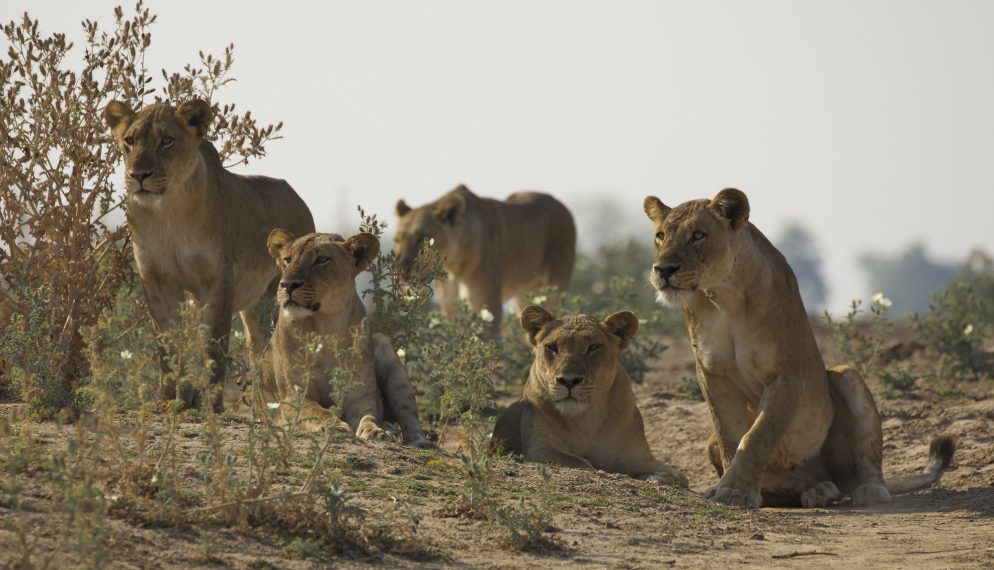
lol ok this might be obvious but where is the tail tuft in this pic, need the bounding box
[928,435,957,473]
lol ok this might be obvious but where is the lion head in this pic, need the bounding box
[643,188,750,306]
[266,230,380,321]
[393,184,474,277]
[520,305,639,416]
[103,99,213,198]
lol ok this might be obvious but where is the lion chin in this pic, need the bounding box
[554,397,588,416]
[654,286,695,307]
[280,303,314,321]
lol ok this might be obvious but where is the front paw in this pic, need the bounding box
[648,466,689,488]
[851,483,891,507]
[801,481,841,508]
[355,416,392,441]
[409,436,440,450]
[709,483,761,508]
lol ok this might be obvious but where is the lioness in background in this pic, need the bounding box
[492,305,687,486]
[394,184,575,334]
[262,229,432,446]
[104,99,314,409]
[644,188,955,508]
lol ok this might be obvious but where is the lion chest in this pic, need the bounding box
[131,220,224,298]
[691,313,774,404]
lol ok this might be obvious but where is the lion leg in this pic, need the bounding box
[284,399,336,432]
[437,276,459,316]
[757,464,840,508]
[341,369,390,442]
[371,333,434,448]
[200,278,235,412]
[822,365,890,506]
[239,308,266,358]
[706,431,725,478]
[527,445,594,470]
[142,281,189,404]
[467,280,503,337]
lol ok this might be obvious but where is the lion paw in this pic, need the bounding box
[709,484,761,508]
[851,483,891,507]
[409,436,440,450]
[355,417,393,441]
[648,467,689,488]
[800,481,840,508]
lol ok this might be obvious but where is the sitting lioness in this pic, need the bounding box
[492,305,687,486]
[262,229,431,446]
[644,188,955,508]
[104,99,314,408]
[394,184,576,334]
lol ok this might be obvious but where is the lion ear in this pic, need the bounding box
[104,100,135,134]
[708,188,750,231]
[175,99,214,139]
[643,196,671,224]
[396,199,412,217]
[520,305,554,347]
[343,232,381,273]
[603,311,639,350]
[433,193,466,225]
[267,228,296,262]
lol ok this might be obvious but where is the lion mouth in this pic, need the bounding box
[284,299,321,312]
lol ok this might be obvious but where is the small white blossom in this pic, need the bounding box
[267,402,281,410]
[532,295,548,305]
[638,319,648,325]
[479,308,495,323]
[119,350,133,360]
[429,317,441,327]
[396,348,406,359]
[186,298,196,307]
[151,474,159,485]
[232,330,244,340]
[964,324,974,336]
[428,238,435,246]
[871,292,892,309]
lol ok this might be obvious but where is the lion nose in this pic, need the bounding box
[556,376,584,390]
[129,169,152,182]
[654,264,680,280]
[280,280,302,293]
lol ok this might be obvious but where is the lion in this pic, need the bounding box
[261,228,432,447]
[394,184,576,334]
[491,305,687,486]
[643,188,955,508]
[104,99,314,409]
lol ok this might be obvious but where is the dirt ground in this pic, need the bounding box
[1,326,993,569]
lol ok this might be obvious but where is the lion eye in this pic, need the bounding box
[655,231,665,242]
[314,256,330,266]
[587,344,602,354]
[161,136,174,147]
[545,343,558,355]
[124,136,134,146]
[691,231,707,242]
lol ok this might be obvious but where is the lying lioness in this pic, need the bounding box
[644,188,955,508]
[261,229,431,447]
[492,306,687,486]
[394,184,575,334]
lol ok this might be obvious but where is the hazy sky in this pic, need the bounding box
[6,1,993,312]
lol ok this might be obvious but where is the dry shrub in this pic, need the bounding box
[0,2,282,417]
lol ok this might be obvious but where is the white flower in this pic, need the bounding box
[871,292,892,309]
[151,474,159,485]
[429,317,441,327]
[232,330,243,340]
[428,238,435,246]
[267,402,281,410]
[119,350,133,360]
[185,298,196,307]
[396,348,406,359]
[479,308,495,323]
[964,324,974,336]
[532,295,547,305]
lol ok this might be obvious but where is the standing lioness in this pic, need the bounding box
[644,188,954,508]
[104,100,314,408]
[394,184,575,334]
[492,306,687,486]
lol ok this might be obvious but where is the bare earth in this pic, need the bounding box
[1,327,993,568]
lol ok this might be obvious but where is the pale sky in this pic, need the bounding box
[6,1,993,312]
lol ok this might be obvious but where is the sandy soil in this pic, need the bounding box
[1,327,993,568]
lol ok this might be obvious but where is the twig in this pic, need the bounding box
[907,547,975,555]
[772,551,839,560]
[186,491,310,514]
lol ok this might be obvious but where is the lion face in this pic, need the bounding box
[643,188,751,306]
[392,185,470,278]
[266,230,380,322]
[520,306,638,416]
[103,100,213,199]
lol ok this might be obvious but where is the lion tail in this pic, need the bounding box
[885,435,957,495]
